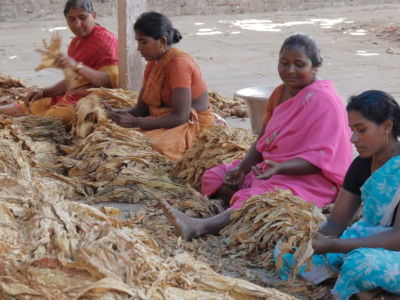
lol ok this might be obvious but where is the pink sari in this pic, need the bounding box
[202,80,353,208]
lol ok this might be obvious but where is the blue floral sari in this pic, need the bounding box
[275,155,400,299]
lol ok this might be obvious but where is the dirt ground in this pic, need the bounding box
[2,3,400,131]
[2,3,400,299]
[2,3,400,97]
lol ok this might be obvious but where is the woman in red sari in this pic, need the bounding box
[0,0,119,125]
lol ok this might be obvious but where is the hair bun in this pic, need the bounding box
[172,28,182,43]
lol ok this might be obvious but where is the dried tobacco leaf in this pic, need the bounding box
[0,122,297,300]
[35,31,62,71]
[221,188,325,283]
[209,91,249,118]
[88,87,139,108]
[35,32,88,89]
[173,126,256,189]
[0,73,28,88]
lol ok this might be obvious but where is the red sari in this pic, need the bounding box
[57,24,119,105]
[14,25,119,124]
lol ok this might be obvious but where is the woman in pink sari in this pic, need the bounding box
[161,33,353,241]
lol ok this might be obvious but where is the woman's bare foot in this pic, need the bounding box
[160,200,203,241]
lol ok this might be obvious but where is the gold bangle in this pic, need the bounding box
[74,62,84,73]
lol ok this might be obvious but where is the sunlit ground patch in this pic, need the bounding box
[356,50,379,56]
[41,27,67,32]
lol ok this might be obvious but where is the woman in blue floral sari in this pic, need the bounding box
[275,90,400,299]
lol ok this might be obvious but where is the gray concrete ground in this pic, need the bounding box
[2,3,400,98]
[2,3,400,217]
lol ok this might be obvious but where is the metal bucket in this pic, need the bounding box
[234,86,274,135]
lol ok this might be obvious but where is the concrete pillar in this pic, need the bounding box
[118,0,147,91]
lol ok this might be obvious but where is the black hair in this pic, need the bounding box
[279,33,323,68]
[347,90,400,138]
[64,0,94,16]
[134,12,182,45]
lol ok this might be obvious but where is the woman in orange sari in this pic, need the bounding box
[0,0,119,125]
[104,12,214,162]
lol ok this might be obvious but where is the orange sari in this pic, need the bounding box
[140,48,214,162]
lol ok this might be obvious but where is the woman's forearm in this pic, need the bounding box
[319,220,344,237]
[128,106,148,117]
[278,158,319,175]
[330,229,400,253]
[43,80,68,97]
[115,106,145,116]
[127,90,148,117]
[75,65,111,87]
[320,190,362,238]
[137,113,187,130]
[238,142,263,173]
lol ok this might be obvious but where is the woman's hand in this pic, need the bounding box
[312,232,338,254]
[103,101,141,128]
[25,89,45,106]
[69,85,91,98]
[57,53,77,70]
[110,111,140,128]
[223,164,247,188]
[254,160,281,180]
[101,100,116,114]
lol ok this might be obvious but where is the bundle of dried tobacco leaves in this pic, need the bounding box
[12,115,69,143]
[88,87,138,108]
[0,117,296,300]
[35,32,87,89]
[173,126,256,189]
[0,73,32,105]
[209,91,249,118]
[47,96,220,218]
[86,88,248,118]
[221,189,325,282]
[0,73,28,88]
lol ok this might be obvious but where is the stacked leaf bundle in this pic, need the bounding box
[221,189,325,282]
[0,115,67,175]
[0,73,28,89]
[0,116,76,194]
[88,87,139,108]
[50,95,221,217]
[12,114,69,143]
[0,73,32,105]
[0,119,297,300]
[173,126,256,189]
[88,88,249,118]
[209,91,249,118]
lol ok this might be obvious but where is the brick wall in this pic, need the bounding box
[0,0,117,21]
[0,0,398,21]
[147,0,399,15]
